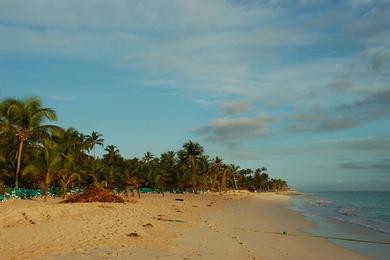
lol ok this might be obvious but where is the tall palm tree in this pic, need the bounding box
[178,141,204,193]
[103,145,120,188]
[86,131,104,159]
[210,156,224,191]
[0,97,58,188]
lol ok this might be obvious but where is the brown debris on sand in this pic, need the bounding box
[142,223,153,228]
[127,232,141,238]
[61,188,125,203]
[153,216,185,223]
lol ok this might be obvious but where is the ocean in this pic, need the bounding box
[291,191,390,260]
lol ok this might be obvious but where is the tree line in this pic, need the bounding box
[0,97,288,199]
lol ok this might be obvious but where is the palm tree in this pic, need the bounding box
[254,167,269,191]
[197,155,211,193]
[159,151,176,193]
[55,128,84,155]
[88,159,106,188]
[238,168,253,188]
[148,158,166,196]
[175,163,188,193]
[0,97,58,188]
[210,156,224,191]
[86,131,104,159]
[142,152,154,163]
[0,128,17,183]
[270,178,288,191]
[229,164,241,190]
[59,169,80,198]
[22,138,62,201]
[103,145,120,188]
[141,152,154,187]
[178,141,204,193]
[221,165,230,192]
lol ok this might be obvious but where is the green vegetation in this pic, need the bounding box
[0,97,288,199]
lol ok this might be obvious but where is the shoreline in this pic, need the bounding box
[291,192,390,260]
[0,192,368,259]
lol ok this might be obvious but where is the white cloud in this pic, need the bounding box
[196,115,273,144]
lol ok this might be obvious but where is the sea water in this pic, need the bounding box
[292,191,390,259]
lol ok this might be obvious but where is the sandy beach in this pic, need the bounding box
[0,192,367,259]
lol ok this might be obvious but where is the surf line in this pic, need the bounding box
[232,228,390,245]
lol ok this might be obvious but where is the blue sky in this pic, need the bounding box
[1,0,389,190]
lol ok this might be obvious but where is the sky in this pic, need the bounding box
[0,0,389,191]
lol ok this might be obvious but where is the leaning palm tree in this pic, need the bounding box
[58,169,80,198]
[178,141,204,194]
[0,97,58,188]
[229,164,241,190]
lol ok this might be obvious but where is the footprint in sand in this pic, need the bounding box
[203,217,256,259]
[229,233,257,259]
[21,212,36,224]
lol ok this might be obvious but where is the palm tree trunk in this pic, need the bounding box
[136,185,141,199]
[161,185,165,197]
[221,170,226,192]
[62,181,68,199]
[15,140,24,188]
[190,157,197,194]
[44,172,50,202]
[212,175,218,191]
[233,175,238,190]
